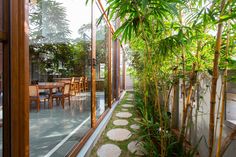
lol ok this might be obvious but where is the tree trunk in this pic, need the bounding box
[208,0,226,156]
[171,67,179,129]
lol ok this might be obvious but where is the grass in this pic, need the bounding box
[90,92,142,157]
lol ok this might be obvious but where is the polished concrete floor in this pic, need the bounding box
[0,91,107,157]
[29,91,106,157]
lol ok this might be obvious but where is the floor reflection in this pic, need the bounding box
[30,91,105,157]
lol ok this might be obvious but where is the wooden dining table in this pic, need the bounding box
[38,82,64,109]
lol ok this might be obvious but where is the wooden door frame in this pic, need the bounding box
[9,0,29,156]
[91,1,97,128]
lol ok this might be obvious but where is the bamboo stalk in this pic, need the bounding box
[216,18,231,157]
[208,0,227,156]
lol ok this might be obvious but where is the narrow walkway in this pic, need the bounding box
[91,92,145,157]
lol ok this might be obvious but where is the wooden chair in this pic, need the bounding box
[52,83,71,109]
[84,77,88,91]
[29,85,49,112]
[79,77,84,92]
[70,77,79,95]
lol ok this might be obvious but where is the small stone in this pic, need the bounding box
[130,124,140,130]
[134,118,141,121]
[97,144,121,157]
[107,128,131,141]
[122,104,134,108]
[121,108,128,111]
[113,119,129,126]
[116,112,132,118]
[128,141,146,156]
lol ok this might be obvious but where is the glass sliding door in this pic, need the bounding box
[94,2,109,118]
[28,0,92,156]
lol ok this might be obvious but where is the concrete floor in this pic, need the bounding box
[0,91,107,157]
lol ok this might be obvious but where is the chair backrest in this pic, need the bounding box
[63,83,70,95]
[79,77,83,83]
[29,85,38,97]
[71,77,75,84]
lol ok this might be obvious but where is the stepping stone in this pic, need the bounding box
[128,141,146,156]
[134,118,141,121]
[122,104,134,108]
[130,124,140,130]
[116,112,132,118]
[107,128,131,141]
[97,144,121,157]
[113,119,129,126]
[121,108,128,111]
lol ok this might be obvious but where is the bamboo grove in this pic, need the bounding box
[93,0,236,156]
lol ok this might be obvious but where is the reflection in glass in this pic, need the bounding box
[29,0,91,156]
[95,4,108,118]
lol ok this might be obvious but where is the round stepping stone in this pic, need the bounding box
[128,141,146,156]
[130,124,140,130]
[113,119,129,126]
[121,108,128,111]
[122,104,134,108]
[116,112,132,118]
[107,128,131,141]
[97,144,121,157]
[134,118,141,121]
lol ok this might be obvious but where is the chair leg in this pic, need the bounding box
[44,99,46,109]
[68,96,71,106]
[61,98,64,109]
[37,99,40,112]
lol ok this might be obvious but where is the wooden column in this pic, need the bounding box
[108,28,112,108]
[91,1,96,128]
[122,47,126,90]
[10,0,29,156]
[117,40,120,98]
[113,40,117,99]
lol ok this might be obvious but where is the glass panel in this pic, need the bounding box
[0,0,3,31]
[94,3,108,119]
[29,0,91,156]
[0,43,3,156]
